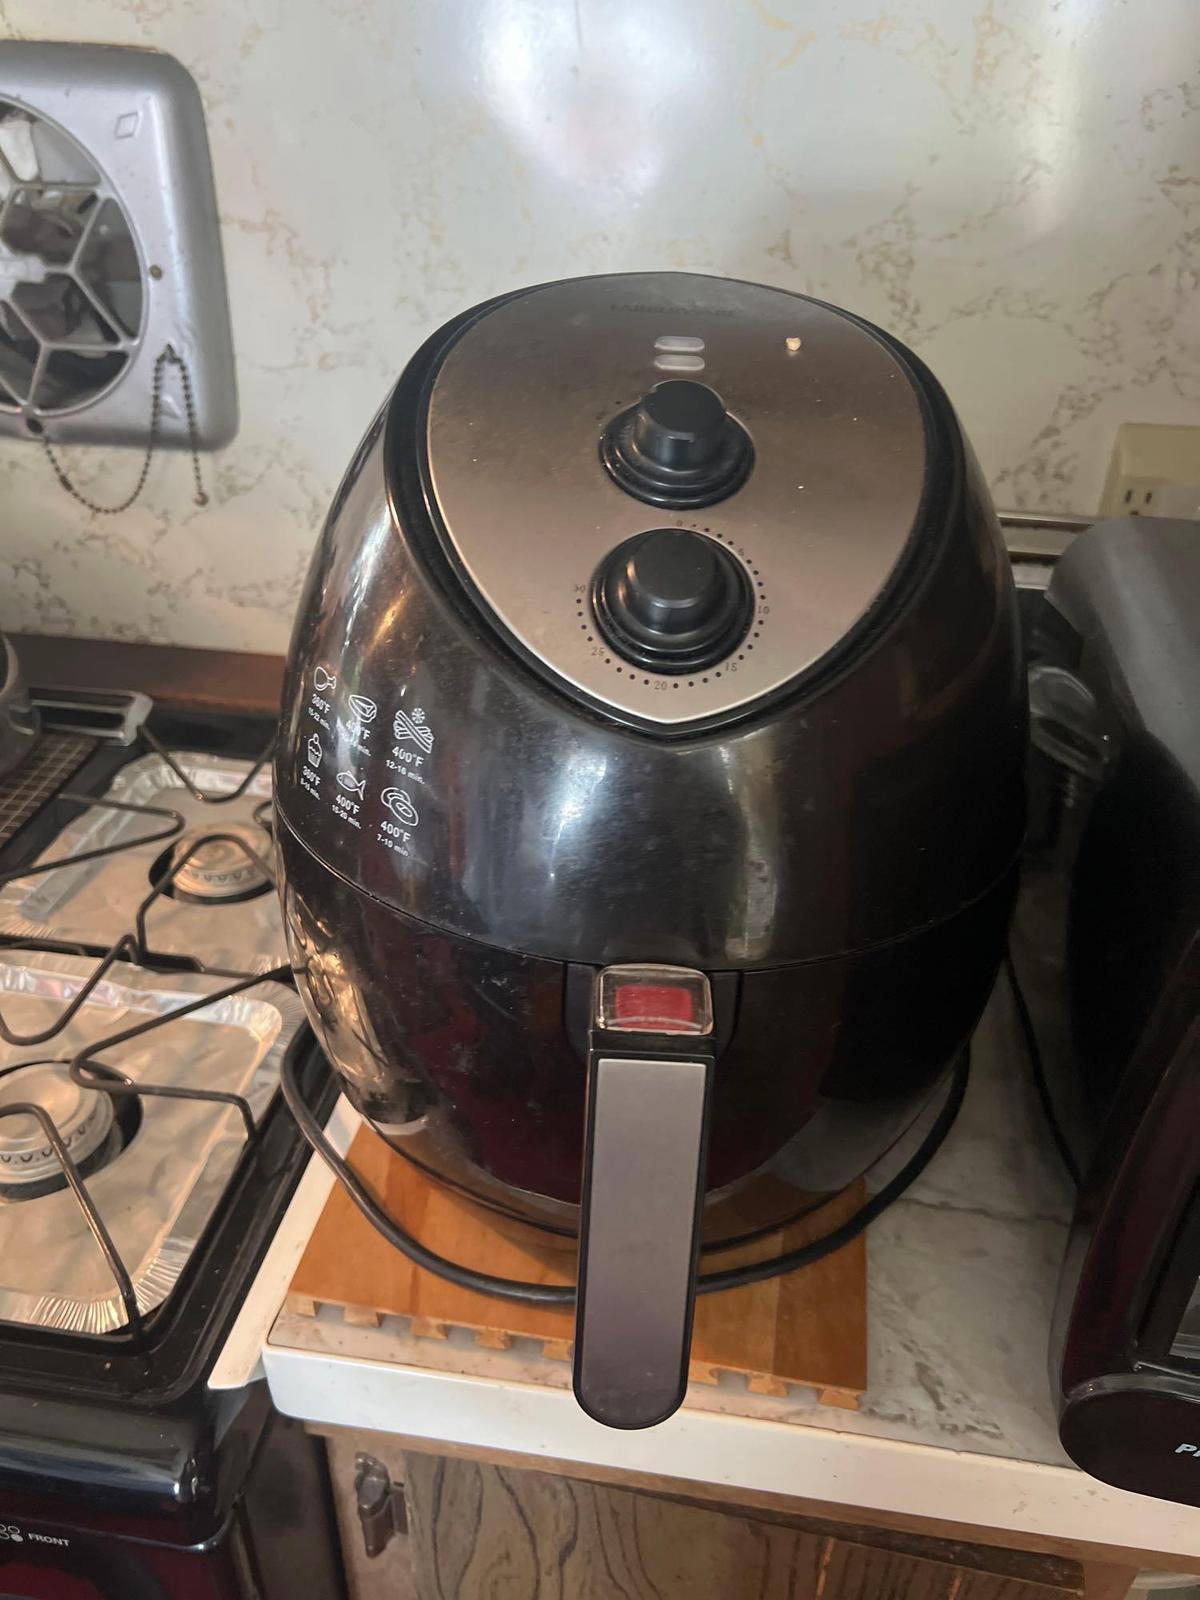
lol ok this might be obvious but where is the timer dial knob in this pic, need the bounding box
[591,529,753,673]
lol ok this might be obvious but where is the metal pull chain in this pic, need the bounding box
[39,345,210,516]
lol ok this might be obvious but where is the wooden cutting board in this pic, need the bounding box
[287,1125,868,1408]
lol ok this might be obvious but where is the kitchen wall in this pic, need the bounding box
[0,0,1196,652]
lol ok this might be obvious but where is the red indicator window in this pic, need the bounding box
[613,983,695,1033]
[596,965,713,1036]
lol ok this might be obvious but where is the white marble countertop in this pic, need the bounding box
[232,980,1200,1562]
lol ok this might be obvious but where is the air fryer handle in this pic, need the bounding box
[572,1043,714,1429]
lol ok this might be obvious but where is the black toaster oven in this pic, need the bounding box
[1018,515,1200,1504]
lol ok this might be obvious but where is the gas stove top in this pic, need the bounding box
[0,748,284,974]
[0,952,305,1333]
[0,697,332,1405]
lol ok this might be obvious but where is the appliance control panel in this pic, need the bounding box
[424,274,928,725]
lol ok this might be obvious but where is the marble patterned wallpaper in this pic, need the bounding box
[0,0,1197,651]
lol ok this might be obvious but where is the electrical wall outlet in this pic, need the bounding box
[1100,424,1200,519]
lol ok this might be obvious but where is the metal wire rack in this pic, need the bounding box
[0,729,287,1342]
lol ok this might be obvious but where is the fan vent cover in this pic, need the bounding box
[0,43,236,449]
[0,101,144,418]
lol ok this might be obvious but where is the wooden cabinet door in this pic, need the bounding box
[403,1455,1089,1600]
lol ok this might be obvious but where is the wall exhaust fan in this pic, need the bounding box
[0,42,236,450]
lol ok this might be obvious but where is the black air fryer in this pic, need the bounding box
[275,272,1025,1429]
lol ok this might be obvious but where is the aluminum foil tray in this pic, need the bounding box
[0,951,306,1334]
[0,751,285,975]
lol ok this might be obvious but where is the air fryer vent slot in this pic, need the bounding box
[0,101,142,419]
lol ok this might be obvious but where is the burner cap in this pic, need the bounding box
[0,1063,114,1189]
[167,825,273,903]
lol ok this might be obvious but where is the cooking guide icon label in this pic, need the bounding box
[393,707,434,753]
[333,769,365,829]
[381,787,419,827]
[347,693,377,723]
[314,665,337,693]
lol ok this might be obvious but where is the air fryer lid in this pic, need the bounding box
[425,274,928,726]
[278,271,1024,969]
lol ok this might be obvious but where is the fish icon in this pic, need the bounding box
[337,771,366,799]
[347,693,377,723]
[381,787,419,827]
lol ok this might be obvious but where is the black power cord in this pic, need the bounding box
[281,1044,971,1305]
[1003,949,1081,1188]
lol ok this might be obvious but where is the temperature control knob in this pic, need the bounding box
[601,381,753,509]
[591,529,753,673]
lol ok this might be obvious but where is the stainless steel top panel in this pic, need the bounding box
[425,274,928,725]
